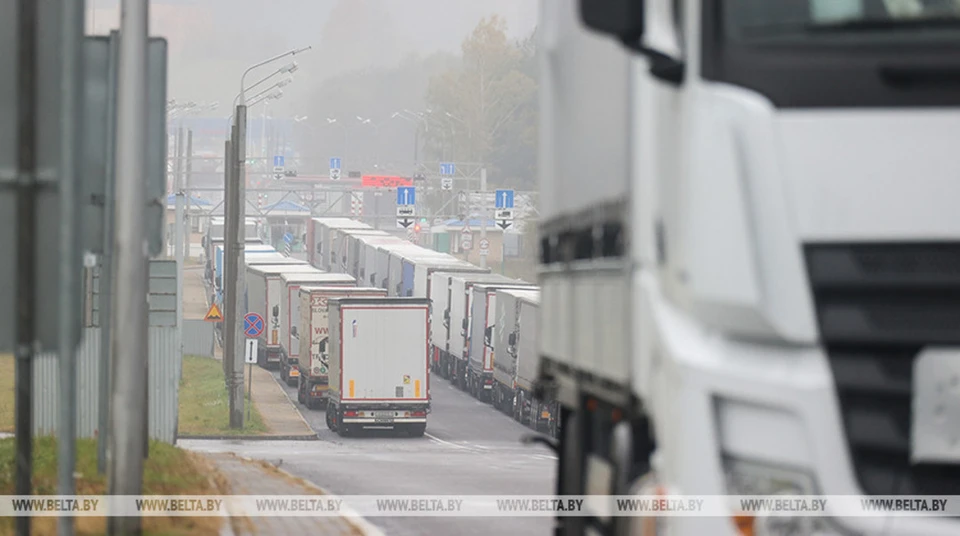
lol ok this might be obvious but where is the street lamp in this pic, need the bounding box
[234,62,299,107]
[238,46,311,106]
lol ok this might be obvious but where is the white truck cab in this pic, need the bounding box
[536,1,960,535]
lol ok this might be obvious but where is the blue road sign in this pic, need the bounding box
[282,232,294,244]
[273,156,285,169]
[495,189,514,209]
[330,157,341,170]
[440,162,456,176]
[243,312,265,338]
[397,186,416,206]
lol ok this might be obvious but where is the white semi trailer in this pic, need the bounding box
[278,272,356,385]
[297,286,388,409]
[245,264,321,368]
[467,282,538,402]
[537,1,960,536]
[325,297,431,437]
[490,289,544,430]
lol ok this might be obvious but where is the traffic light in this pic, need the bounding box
[414,223,421,232]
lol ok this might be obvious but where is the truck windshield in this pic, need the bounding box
[727,0,960,40]
[702,0,960,107]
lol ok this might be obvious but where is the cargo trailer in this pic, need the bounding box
[444,273,520,388]
[467,282,538,402]
[325,297,430,437]
[297,286,388,409]
[278,272,356,385]
[245,263,322,367]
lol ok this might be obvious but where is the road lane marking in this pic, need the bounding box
[425,433,484,452]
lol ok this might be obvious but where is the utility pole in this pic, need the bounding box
[98,30,120,477]
[173,127,183,257]
[222,138,231,380]
[15,0,38,533]
[479,168,488,269]
[184,130,193,261]
[225,106,246,428]
[224,126,237,388]
[175,126,185,374]
[108,0,149,534]
[59,0,84,534]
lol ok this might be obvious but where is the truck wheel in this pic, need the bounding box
[406,423,426,437]
[280,365,287,382]
[297,380,306,404]
[325,405,336,431]
[306,395,318,410]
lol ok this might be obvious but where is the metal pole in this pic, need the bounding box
[224,127,236,384]
[98,30,120,476]
[479,168,488,269]
[175,128,185,380]
[108,0,149,533]
[184,130,193,261]
[15,0,39,532]
[226,105,247,428]
[59,0,84,532]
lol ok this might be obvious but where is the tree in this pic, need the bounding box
[424,16,538,187]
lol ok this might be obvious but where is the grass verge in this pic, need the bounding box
[0,437,229,536]
[0,354,12,432]
[178,355,268,436]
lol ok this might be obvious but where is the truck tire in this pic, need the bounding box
[406,423,426,437]
[280,364,288,383]
[325,405,337,432]
[297,379,306,404]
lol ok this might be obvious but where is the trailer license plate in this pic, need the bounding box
[374,411,394,423]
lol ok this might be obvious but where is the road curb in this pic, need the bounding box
[179,434,319,441]
[240,455,385,536]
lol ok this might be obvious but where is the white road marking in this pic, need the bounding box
[425,433,478,451]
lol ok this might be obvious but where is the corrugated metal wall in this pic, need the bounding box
[32,326,181,444]
[183,319,214,357]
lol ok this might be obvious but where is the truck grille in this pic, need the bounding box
[805,243,960,495]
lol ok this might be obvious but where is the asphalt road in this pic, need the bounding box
[184,369,556,536]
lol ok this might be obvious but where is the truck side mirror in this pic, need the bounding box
[318,338,327,353]
[316,242,322,254]
[484,325,494,347]
[201,236,207,247]
[580,0,683,84]
[291,326,298,337]
[272,305,279,318]
[508,333,517,347]
[580,0,645,43]
[462,318,468,331]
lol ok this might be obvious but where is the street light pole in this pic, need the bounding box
[108,0,150,533]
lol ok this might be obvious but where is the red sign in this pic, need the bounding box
[361,175,413,188]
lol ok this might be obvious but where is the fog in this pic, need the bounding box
[89,0,538,113]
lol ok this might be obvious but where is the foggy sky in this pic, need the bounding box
[89,0,539,116]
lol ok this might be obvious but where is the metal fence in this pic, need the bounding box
[183,319,215,357]
[32,326,181,444]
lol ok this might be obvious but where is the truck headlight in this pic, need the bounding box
[723,456,850,536]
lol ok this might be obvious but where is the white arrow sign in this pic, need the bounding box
[245,339,258,364]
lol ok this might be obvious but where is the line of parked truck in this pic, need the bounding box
[205,215,555,437]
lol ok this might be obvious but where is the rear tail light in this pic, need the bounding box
[410,411,426,418]
[344,411,358,417]
[485,378,493,385]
